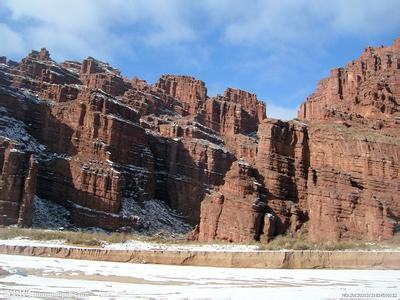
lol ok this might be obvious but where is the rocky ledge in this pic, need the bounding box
[0,244,399,269]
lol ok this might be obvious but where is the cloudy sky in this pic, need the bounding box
[0,0,399,119]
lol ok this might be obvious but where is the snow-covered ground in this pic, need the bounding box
[2,237,400,252]
[0,238,261,252]
[103,240,261,252]
[32,194,193,235]
[119,197,192,235]
[0,255,398,299]
[32,196,75,230]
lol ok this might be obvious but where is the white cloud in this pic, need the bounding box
[0,23,24,56]
[326,0,400,35]
[1,0,399,62]
[199,0,400,47]
[267,103,298,121]
[0,0,196,61]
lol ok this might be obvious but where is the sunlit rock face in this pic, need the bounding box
[0,40,399,242]
[296,38,400,241]
[298,38,400,128]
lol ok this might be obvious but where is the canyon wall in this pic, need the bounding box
[0,39,399,242]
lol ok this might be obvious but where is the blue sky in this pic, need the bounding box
[0,0,399,120]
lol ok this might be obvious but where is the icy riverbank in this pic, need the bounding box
[0,239,399,269]
[0,255,399,300]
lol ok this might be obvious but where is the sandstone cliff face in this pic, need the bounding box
[298,38,400,127]
[147,122,235,224]
[305,123,400,241]
[295,38,400,241]
[155,75,207,115]
[196,89,266,136]
[198,161,267,242]
[224,87,266,125]
[197,39,400,242]
[14,48,81,93]
[0,140,37,226]
[0,40,399,243]
[255,119,309,236]
[0,49,241,231]
[80,57,131,97]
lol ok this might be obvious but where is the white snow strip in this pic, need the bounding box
[191,138,230,153]
[103,241,261,252]
[0,114,47,153]
[1,238,399,253]
[0,239,82,249]
[0,238,262,252]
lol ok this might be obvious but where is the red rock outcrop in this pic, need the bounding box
[224,88,266,124]
[0,140,37,226]
[39,84,81,102]
[17,48,80,87]
[79,57,131,96]
[198,161,267,242]
[196,88,266,136]
[254,119,309,234]
[196,96,247,135]
[298,38,400,127]
[148,126,235,224]
[34,89,155,214]
[304,123,400,241]
[197,38,400,243]
[155,75,207,115]
[0,61,155,229]
[122,84,184,117]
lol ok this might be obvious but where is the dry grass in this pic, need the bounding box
[256,231,397,251]
[0,226,190,247]
[312,122,400,146]
[0,227,398,250]
[0,227,135,247]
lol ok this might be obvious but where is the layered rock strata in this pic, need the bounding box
[198,161,268,242]
[0,140,37,226]
[0,39,399,243]
[298,38,400,128]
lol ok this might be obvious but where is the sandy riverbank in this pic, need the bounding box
[0,240,399,269]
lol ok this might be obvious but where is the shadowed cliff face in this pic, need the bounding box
[0,140,37,227]
[0,39,399,242]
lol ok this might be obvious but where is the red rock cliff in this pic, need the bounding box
[0,40,399,243]
[298,38,400,127]
[295,38,400,241]
[0,140,37,226]
[155,75,207,115]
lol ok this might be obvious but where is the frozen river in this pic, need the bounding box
[0,254,398,299]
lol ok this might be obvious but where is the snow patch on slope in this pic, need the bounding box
[121,197,192,235]
[0,113,46,153]
[32,196,74,230]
